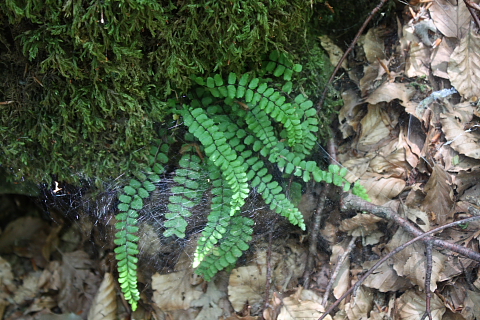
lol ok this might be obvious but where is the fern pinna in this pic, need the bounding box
[114,51,370,310]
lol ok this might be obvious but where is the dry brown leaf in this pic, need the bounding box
[87,273,117,320]
[362,259,412,292]
[319,35,347,69]
[422,165,454,224]
[363,27,387,64]
[440,115,480,159]
[400,24,431,77]
[152,270,203,311]
[395,289,446,320]
[277,289,331,320]
[448,28,480,99]
[338,89,363,139]
[191,280,226,320]
[331,240,351,299]
[358,104,391,147]
[344,286,373,320]
[339,213,382,236]
[463,290,480,320]
[404,206,430,232]
[430,36,456,79]
[58,251,100,316]
[228,266,266,312]
[365,82,415,105]
[0,256,16,295]
[359,173,406,205]
[388,228,445,292]
[429,0,471,39]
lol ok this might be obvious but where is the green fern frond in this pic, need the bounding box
[193,164,233,268]
[181,106,249,216]
[114,141,168,311]
[195,215,254,281]
[164,153,206,238]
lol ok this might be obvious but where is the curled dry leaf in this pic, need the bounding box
[365,81,415,106]
[358,104,392,148]
[440,114,480,159]
[395,289,445,320]
[448,29,480,99]
[87,273,117,320]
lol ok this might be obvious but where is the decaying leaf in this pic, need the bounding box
[362,259,412,292]
[344,286,373,320]
[429,0,471,39]
[152,270,203,311]
[330,240,351,299]
[448,29,480,99]
[87,273,117,320]
[339,213,382,236]
[388,229,446,292]
[395,289,446,320]
[319,35,347,69]
[228,266,266,313]
[359,173,406,205]
[365,82,415,105]
[422,165,455,224]
[277,289,331,320]
[358,104,392,148]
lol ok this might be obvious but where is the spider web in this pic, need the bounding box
[36,136,328,280]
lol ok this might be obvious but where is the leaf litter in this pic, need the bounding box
[3,1,480,319]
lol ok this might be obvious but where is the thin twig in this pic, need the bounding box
[464,0,480,29]
[341,194,480,261]
[321,236,357,307]
[316,0,389,112]
[423,241,433,320]
[303,184,328,288]
[318,214,480,320]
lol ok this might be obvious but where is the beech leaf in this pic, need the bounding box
[429,0,471,39]
[448,29,480,99]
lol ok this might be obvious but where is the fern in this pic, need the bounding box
[113,51,370,310]
[114,140,169,311]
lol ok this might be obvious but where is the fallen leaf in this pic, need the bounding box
[339,213,383,236]
[362,259,412,292]
[395,289,446,320]
[331,240,351,299]
[440,112,480,159]
[422,165,455,224]
[88,273,117,320]
[228,266,266,313]
[152,270,203,311]
[344,286,373,320]
[319,35,347,69]
[448,28,480,99]
[429,0,471,39]
[277,289,331,320]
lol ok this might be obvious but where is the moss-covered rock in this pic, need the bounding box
[0,0,338,185]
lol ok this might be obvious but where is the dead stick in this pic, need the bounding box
[321,236,357,307]
[316,0,389,112]
[341,193,480,261]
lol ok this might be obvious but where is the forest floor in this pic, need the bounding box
[2,1,480,320]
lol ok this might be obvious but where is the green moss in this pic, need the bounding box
[0,0,337,185]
